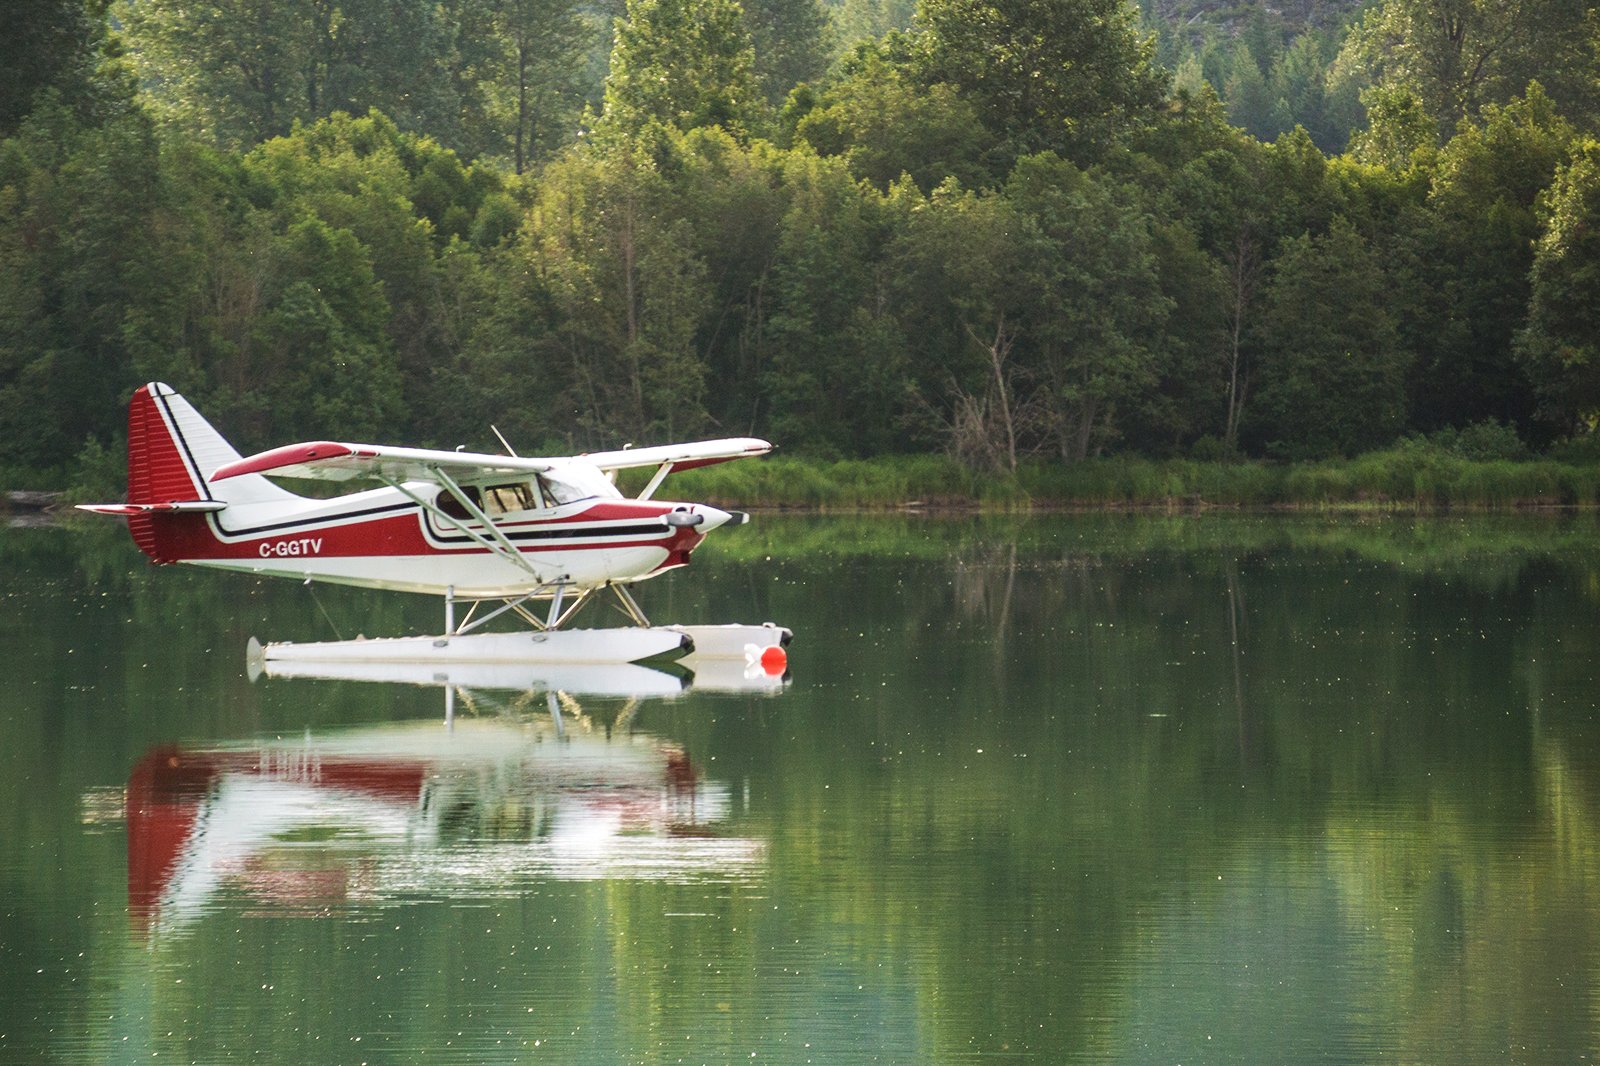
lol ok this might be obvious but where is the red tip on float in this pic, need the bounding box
[759,644,787,675]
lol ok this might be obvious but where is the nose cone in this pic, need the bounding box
[661,504,749,534]
[693,505,744,532]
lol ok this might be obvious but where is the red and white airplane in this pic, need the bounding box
[82,383,783,664]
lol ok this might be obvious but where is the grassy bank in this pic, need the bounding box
[23,441,1600,514]
[660,448,1600,511]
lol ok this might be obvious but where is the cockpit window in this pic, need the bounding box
[435,481,544,520]
[433,470,616,521]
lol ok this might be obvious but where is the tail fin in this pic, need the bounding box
[127,384,296,507]
[120,383,299,560]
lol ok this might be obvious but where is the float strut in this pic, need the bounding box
[613,584,651,627]
[547,584,565,629]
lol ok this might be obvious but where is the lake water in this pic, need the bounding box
[4,513,1600,1063]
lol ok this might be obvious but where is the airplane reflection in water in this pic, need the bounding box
[121,664,780,935]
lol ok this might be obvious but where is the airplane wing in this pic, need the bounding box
[577,438,772,472]
[213,438,772,484]
[211,442,554,484]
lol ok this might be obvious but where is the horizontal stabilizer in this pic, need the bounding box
[77,500,228,516]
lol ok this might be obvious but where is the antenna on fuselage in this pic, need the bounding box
[490,425,519,457]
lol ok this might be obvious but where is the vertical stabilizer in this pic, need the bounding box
[124,383,299,561]
[128,384,298,507]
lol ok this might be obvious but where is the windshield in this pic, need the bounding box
[541,464,621,504]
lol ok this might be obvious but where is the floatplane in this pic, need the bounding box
[82,383,790,672]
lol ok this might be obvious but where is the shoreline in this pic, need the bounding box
[22,449,1600,518]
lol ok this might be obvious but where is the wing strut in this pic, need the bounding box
[637,462,674,501]
[379,470,541,581]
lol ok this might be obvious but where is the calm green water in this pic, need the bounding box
[4,513,1600,1063]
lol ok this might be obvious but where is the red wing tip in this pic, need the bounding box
[213,441,361,480]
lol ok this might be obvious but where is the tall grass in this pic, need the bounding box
[34,442,1600,512]
[665,450,1600,511]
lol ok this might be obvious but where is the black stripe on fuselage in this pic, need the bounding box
[430,521,669,544]
[222,502,418,536]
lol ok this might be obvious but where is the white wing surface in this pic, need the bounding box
[211,442,555,484]
[212,438,772,485]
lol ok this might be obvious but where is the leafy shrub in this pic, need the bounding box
[1548,433,1600,464]
[1428,419,1531,462]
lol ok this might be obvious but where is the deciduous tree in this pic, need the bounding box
[914,0,1166,163]
[599,0,762,142]
[1519,139,1600,434]
[1248,217,1409,458]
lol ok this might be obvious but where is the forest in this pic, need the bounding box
[2,0,1600,490]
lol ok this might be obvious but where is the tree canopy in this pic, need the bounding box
[3,0,1600,479]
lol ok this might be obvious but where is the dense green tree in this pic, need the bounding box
[1237,7,1279,77]
[238,112,508,432]
[1120,99,1269,451]
[1,0,112,135]
[1248,217,1409,458]
[892,181,1046,470]
[599,0,762,142]
[832,0,917,51]
[253,217,403,439]
[1403,88,1571,435]
[1223,43,1283,141]
[1122,219,1230,453]
[525,145,712,444]
[761,149,914,454]
[468,0,593,173]
[1006,154,1170,460]
[1348,83,1436,168]
[1269,34,1337,151]
[1333,0,1600,141]
[1519,139,1600,434]
[1170,53,1208,99]
[9,0,1600,481]
[914,0,1167,163]
[0,96,170,467]
[1167,22,1361,155]
[116,0,464,149]
[667,128,787,436]
[793,48,992,190]
[742,0,835,104]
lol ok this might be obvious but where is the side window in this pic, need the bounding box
[435,486,482,520]
[483,481,540,514]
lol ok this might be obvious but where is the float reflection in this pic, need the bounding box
[126,707,764,937]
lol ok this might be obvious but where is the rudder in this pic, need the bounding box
[125,383,298,561]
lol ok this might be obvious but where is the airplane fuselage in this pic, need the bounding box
[155,482,723,596]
